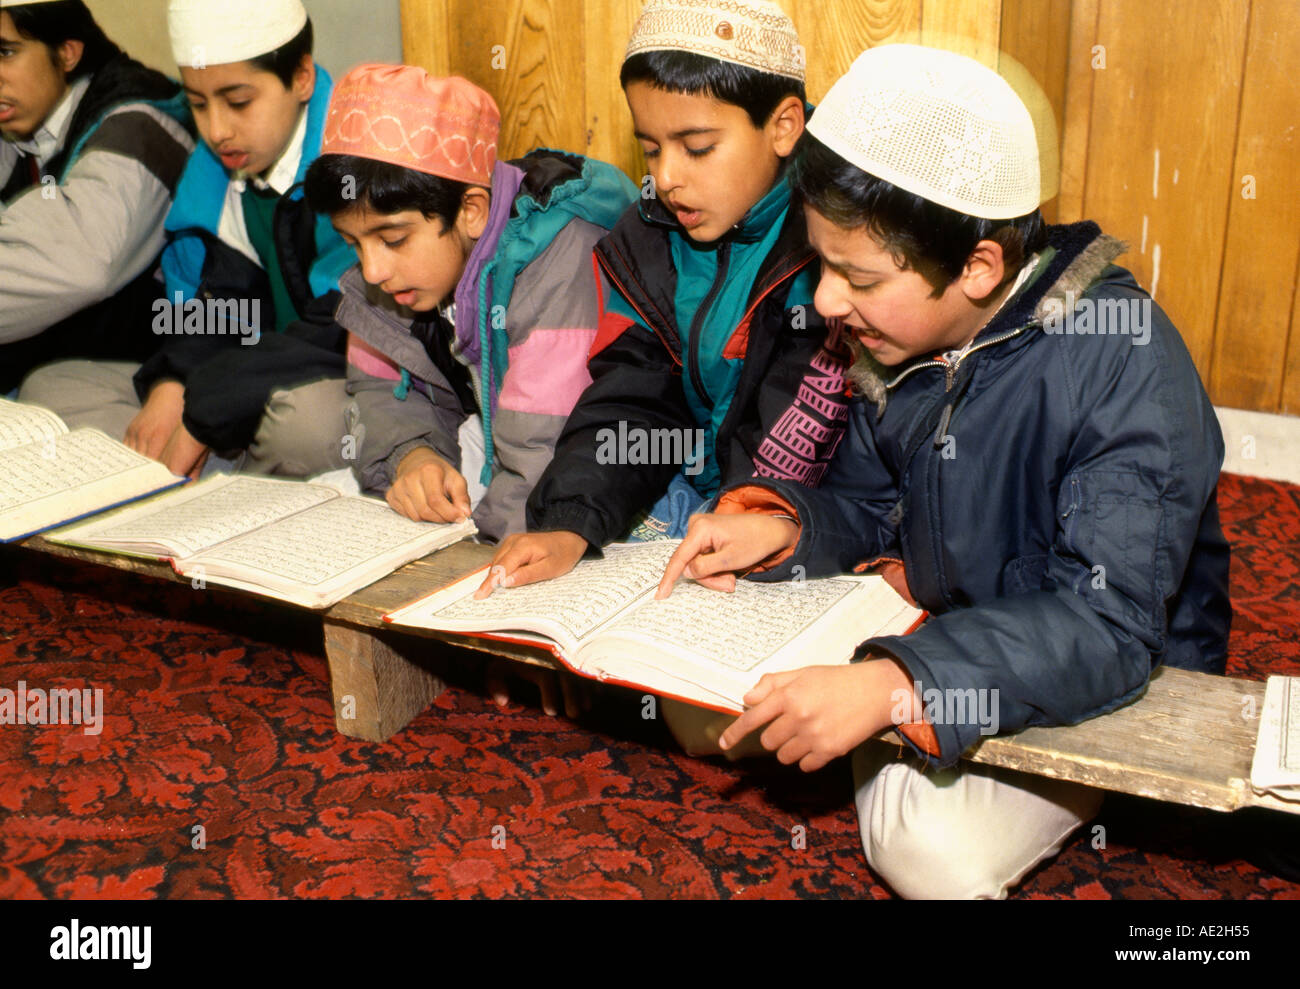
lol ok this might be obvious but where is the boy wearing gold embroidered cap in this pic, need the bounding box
[658,45,1230,898]
[24,0,355,480]
[482,0,850,593]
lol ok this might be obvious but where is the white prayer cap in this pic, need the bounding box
[809,44,1041,220]
[169,0,308,69]
[626,0,806,83]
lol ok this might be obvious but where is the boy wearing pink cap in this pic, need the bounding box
[304,65,636,542]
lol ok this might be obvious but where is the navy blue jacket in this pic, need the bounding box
[734,222,1232,767]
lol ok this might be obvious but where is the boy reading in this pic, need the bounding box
[302,64,636,541]
[658,45,1232,898]
[481,0,849,591]
[23,0,353,478]
[0,0,193,394]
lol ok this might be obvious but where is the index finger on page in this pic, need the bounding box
[719,693,784,751]
[656,529,708,599]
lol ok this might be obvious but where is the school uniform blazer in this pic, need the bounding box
[722,221,1232,768]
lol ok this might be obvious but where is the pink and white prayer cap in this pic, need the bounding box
[320,64,500,187]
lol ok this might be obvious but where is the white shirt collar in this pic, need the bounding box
[231,106,307,196]
[12,77,92,165]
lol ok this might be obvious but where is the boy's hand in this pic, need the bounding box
[657,513,799,599]
[388,446,471,523]
[718,659,917,772]
[125,380,185,460]
[159,423,210,479]
[475,531,589,598]
[485,659,591,719]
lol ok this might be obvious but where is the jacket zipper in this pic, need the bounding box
[686,241,733,406]
[888,324,1032,393]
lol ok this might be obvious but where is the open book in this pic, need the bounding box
[384,541,925,713]
[1251,675,1300,801]
[0,398,184,543]
[49,474,477,609]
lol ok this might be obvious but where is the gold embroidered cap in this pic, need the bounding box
[625,0,806,83]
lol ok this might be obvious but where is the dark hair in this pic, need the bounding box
[248,18,314,88]
[620,50,805,128]
[792,132,1047,294]
[4,0,120,81]
[304,154,471,230]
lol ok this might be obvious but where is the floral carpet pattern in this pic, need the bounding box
[0,472,1297,899]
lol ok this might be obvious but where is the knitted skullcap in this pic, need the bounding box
[626,0,805,83]
[320,64,499,187]
[169,0,308,68]
[809,44,1041,219]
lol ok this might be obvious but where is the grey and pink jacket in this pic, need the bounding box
[338,149,637,541]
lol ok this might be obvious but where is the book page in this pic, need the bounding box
[0,397,67,453]
[395,541,680,646]
[1252,675,1300,793]
[603,576,861,673]
[58,475,338,559]
[0,430,154,515]
[190,495,464,588]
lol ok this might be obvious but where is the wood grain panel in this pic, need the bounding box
[793,0,922,104]
[1210,0,1300,411]
[1284,249,1300,414]
[1056,0,1100,223]
[999,0,1071,222]
[920,0,1002,66]
[447,0,587,159]
[1081,0,1250,376]
[584,0,645,180]
[400,0,450,76]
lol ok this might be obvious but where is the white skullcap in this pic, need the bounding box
[626,0,805,83]
[169,0,308,69]
[809,44,1041,219]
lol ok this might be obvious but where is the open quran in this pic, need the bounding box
[1251,675,1300,801]
[48,474,477,609]
[384,540,925,713]
[0,398,184,543]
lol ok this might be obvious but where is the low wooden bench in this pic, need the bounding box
[13,534,1299,818]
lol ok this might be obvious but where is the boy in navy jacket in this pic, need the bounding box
[659,45,1231,898]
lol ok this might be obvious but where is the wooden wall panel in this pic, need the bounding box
[584,0,645,182]
[400,0,450,75]
[1283,249,1300,415]
[1210,0,1300,411]
[445,0,586,160]
[921,0,1002,66]
[792,0,921,104]
[999,0,1071,222]
[1080,0,1251,376]
[1055,0,1100,223]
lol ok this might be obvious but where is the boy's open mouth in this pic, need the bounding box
[0,102,17,124]
[219,150,250,170]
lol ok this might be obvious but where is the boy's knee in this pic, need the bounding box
[247,379,352,477]
[853,743,1103,899]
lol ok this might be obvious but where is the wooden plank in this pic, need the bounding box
[1080,0,1250,376]
[323,621,447,741]
[1055,0,1100,223]
[920,0,1001,67]
[400,0,451,76]
[999,0,1071,222]
[447,0,587,160]
[1285,248,1300,415]
[792,0,922,105]
[583,0,645,182]
[1210,0,1300,412]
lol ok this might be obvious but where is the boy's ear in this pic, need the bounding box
[767,95,806,159]
[456,186,492,241]
[960,239,1008,303]
[57,39,85,77]
[291,54,316,104]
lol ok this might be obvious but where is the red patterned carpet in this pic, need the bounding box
[1,472,1297,900]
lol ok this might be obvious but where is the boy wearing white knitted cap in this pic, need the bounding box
[484,0,849,596]
[25,0,354,481]
[659,44,1230,898]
